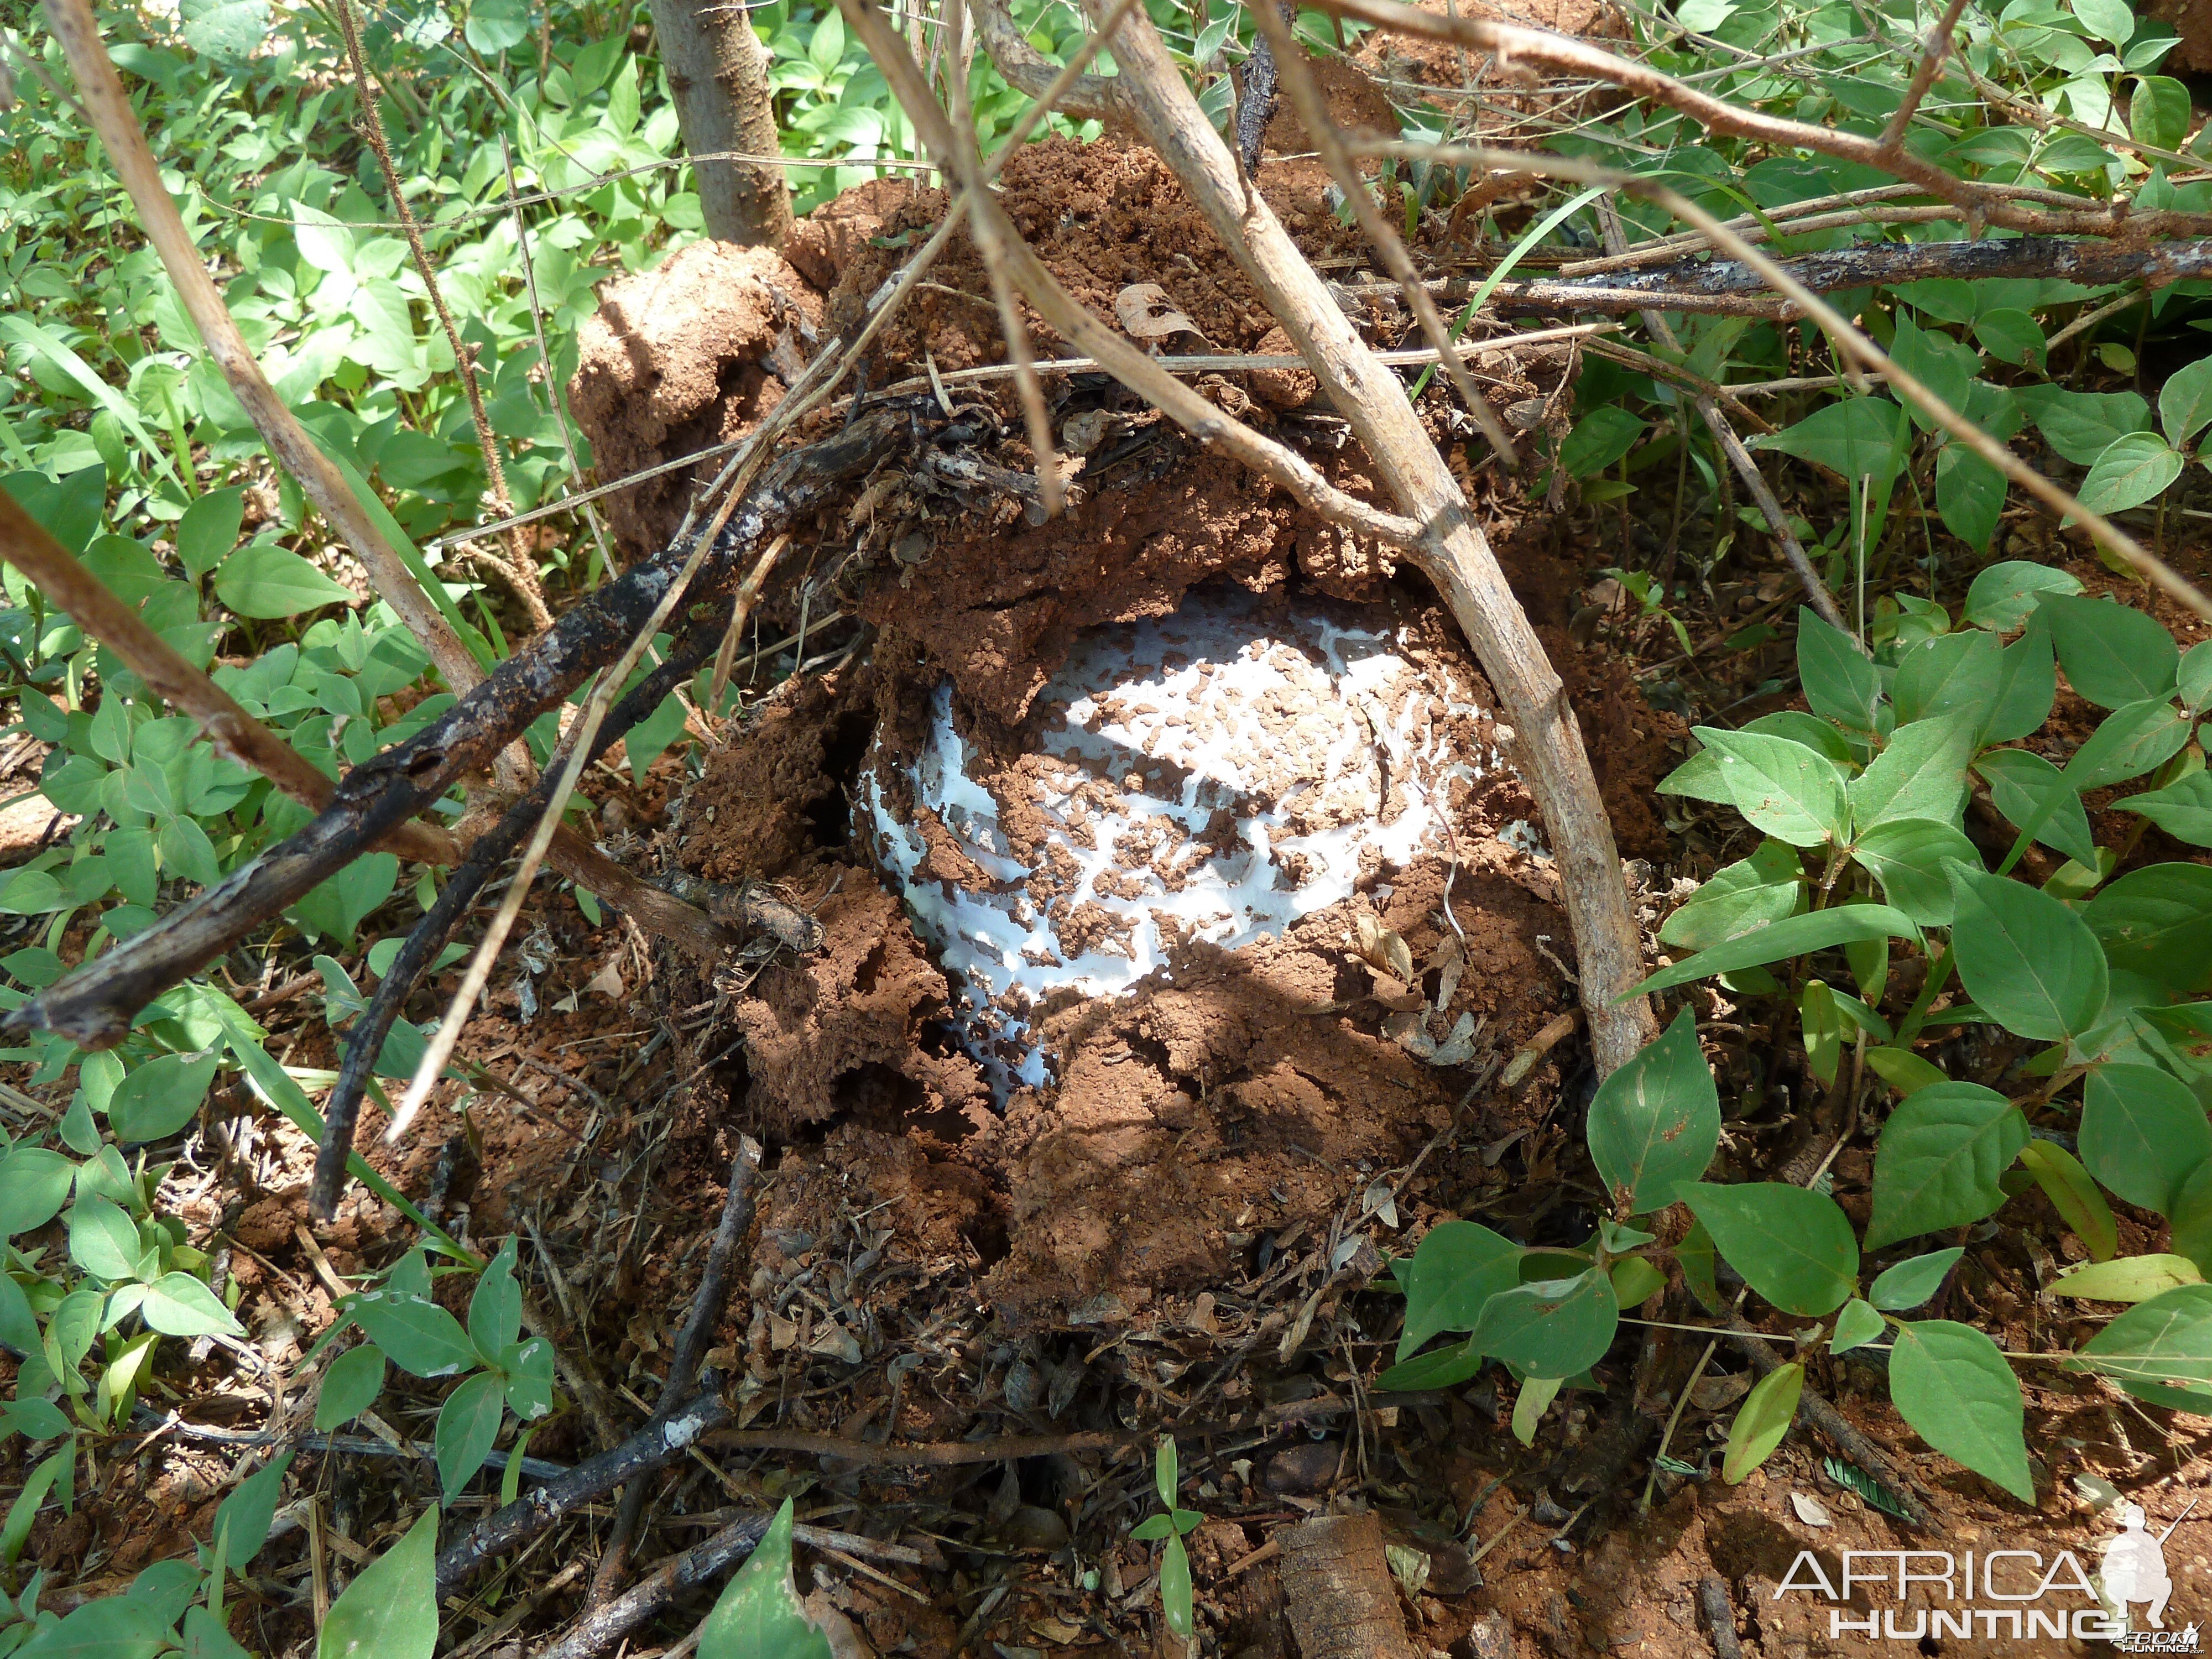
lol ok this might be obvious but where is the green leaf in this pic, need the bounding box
[1986,626,2057,745]
[317,1506,437,1659]
[2040,592,2182,708]
[1678,1218,1721,1312]
[467,1237,523,1367]
[1630,905,1919,997]
[2080,1062,2212,1214]
[1129,1513,1173,1541]
[501,1337,554,1420]
[1796,607,1882,733]
[1468,1270,1620,1378]
[1609,1255,1666,1307]
[140,1272,244,1338]
[1832,1298,1886,1353]
[1756,396,1906,482]
[69,1196,141,1282]
[346,1290,480,1379]
[1561,407,1645,478]
[106,1051,219,1145]
[1155,1437,1177,1510]
[1976,748,2100,869]
[1802,979,1841,1087]
[0,1147,77,1236]
[1396,1221,1520,1359]
[1974,308,2046,368]
[1864,1045,1948,1096]
[1721,1361,1802,1484]
[2018,1138,2119,1261]
[178,0,271,61]
[2086,863,2212,990]
[1161,1532,1194,1639]
[1851,819,1979,927]
[1584,1009,1718,1215]
[2179,639,2212,713]
[2174,1161,2212,1275]
[1376,1335,1485,1391]
[2064,699,2192,791]
[2020,385,2152,465]
[2051,1254,2204,1302]
[315,1346,386,1431]
[175,489,245,579]
[2163,356,2212,452]
[1935,446,2007,554]
[1689,728,1850,847]
[464,0,531,53]
[1869,1248,1964,1311]
[697,1500,833,1659]
[2075,0,2135,44]
[1945,860,2107,1042]
[1511,1374,1562,1446]
[1893,633,2000,734]
[1682,1183,1859,1315]
[2118,770,2212,846]
[1888,1320,2032,1500]
[12,1595,171,1659]
[212,544,356,620]
[1964,561,2083,634]
[0,1270,44,1364]
[182,1606,253,1659]
[1866,1083,2028,1248]
[213,1449,293,1568]
[2,1447,71,1566]
[433,1371,504,1504]
[1657,842,1803,951]
[2077,1284,2212,1415]
[1849,716,1974,831]
[2132,74,2192,149]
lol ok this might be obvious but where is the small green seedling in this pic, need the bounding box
[1130,1438,1204,1639]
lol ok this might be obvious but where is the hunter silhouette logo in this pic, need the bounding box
[2105,1500,2201,1654]
[2105,1505,2178,1629]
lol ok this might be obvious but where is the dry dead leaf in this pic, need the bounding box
[585,959,625,1000]
[1690,1372,1753,1411]
[1355,912,1416,983]
[1791,1493,1834,1528]
[1114,281,1208,345]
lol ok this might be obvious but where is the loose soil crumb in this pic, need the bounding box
[569,239,822,557]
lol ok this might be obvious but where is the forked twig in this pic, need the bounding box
[586,1138,763,1606]
[1589,197,1844,632]
[1309,0,2212,241]
[1246,0,1517,462]
[1357,137,2212,624]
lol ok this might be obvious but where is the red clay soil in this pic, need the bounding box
[562,129,1681,1326]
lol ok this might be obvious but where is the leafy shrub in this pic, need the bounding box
[1391,568,2212,1499]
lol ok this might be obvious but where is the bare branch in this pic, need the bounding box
[1371,138,2212,624]
[970,0,1123,118]
[3,413,914,1051]
[971,0,1659,1070]
[0,491,455,867]
[1877,0,1971,154]
[1589,197,1845,632]
[1246,0,1519,462]
[1310,0,2212,242]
